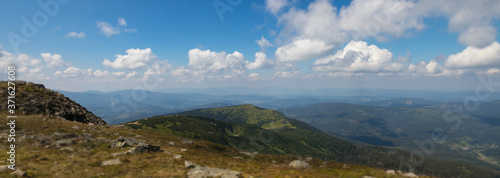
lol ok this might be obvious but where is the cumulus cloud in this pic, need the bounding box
[144,60,172,76]
[65,31,86,38]
[0,48,44,79]
[126,71,137,78]
[188,48,247,73]
[97,22,120,37]
[445,42,500,69]
[256,36,272,51]
[313,40,406,73]
[246,52,274,70]
[275,38,334,62]
[276,0,500,49]
[41,53,70,68]
[265,0,288,14]
[102,48,157,69]
[113,72,125,76]
[118,17,127,26]
[55,67,84,78]
[273,71,299,78]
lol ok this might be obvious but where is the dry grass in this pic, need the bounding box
[0,114,413,177]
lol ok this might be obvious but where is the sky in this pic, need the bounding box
[1,0,500,92]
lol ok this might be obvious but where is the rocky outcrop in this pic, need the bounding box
[110,136,160,154]
[0,81,108,126]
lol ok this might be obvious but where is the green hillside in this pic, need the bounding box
[123,104,500,177]
[285,102,500,171]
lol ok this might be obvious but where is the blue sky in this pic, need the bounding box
[1,0,500,92]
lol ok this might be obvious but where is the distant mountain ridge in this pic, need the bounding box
[0,81,108,126]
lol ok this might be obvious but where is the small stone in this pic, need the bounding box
[169,141,175,146]
[342,164,349,169]
[0,165,10,172]
[10,169,26,177]
[72,126,79,130]
[289,160,310,169]
[185,160,197,169]
[111,152,129,156]
[173,154,182,159]
[181,139,193,144]
[60,147,74,152]
[186,166,241,178]
[135,135,141,137]
[54,139,76,147]
[180,148,188,152]
[101,159,122,166]
[386,170,395,174]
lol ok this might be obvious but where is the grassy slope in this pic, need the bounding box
[0,114,405,177]
[151,104,500,177]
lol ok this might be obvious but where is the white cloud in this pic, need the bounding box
[486,68,500,75]
[102,48,157,69]
[445,42,500,69]
[256,36,272,51]
[275,38,334,62]
[118,17,127,26]
[144,60,172,76]
[188,48,247,73]
[273,71,299,78]
[93,69,109,77]
[65,31,86,38]
[97,22,120,37]
[265,0,288,14]
[0,48,43,79]
[313,40,406,73]
[41,53,70,68]
[126,71,137,78]
[276,0,500,48]
[113,72,125,76]
[55,67,84,78]
[246,52,274,70]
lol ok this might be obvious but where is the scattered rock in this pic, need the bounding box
[72,126,79,130]
[403,172,418,177]
[10,169,26,177]
[180,148,188,152]
[185,160,198,169]
[60,147,75,152]
[111,137,142,148]
[342,164,349,169]
[181,139,193,144]
[0,165,10,172]
[80,133,94,139]
[101,159,122,166]
[386,170,395,174]
[53,139,76,147]
[173,154,182,159]
[186,166,241,178]
[289,160,311,169]
[111,152,129,156]
[169,141,175,146]
[233,156,243,159]
[135,135,141,137]
[131,144,161,154]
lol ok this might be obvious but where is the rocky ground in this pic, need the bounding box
[0,114,420,177]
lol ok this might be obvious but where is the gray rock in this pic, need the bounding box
[173,154,182,159]
[60,147,75,152]
[185,160,198,169]
[10,169,26,177]
[131,144,161,154]
[111,152,129,156]
[180,148,188,152]
[54,139,76,147]
[181,139,193,144]
[186,166,241,178]
[169,141,175,146]
[101,159,122,166]
[289,160,311,169]
[72,126,79,130]
[0,165,10,172]
[111,137,142,148]
[386,170,395,174]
